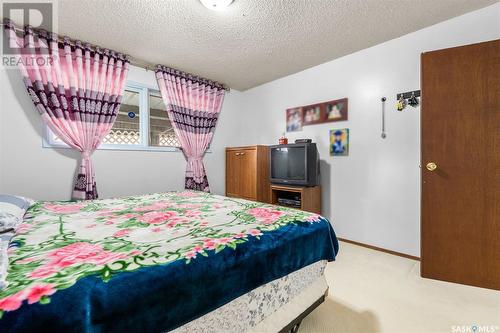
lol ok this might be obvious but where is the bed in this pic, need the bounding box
[0,191,338,332]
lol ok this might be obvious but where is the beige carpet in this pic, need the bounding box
[300,241,500,333]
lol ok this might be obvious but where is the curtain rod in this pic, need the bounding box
[3,22,231,91]
[5,24,154,70]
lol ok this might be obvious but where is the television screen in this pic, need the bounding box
[271,146,306,181]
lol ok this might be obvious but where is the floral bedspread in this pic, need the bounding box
[0,191,330,322]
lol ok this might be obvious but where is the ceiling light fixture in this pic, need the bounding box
[200,0,234,11]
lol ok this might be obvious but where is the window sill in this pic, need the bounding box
[42,140,181,153]
[42,140,212,153]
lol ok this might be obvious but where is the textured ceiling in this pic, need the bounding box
[44,1,499,90]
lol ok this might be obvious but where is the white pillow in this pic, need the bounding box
[0,194,35,233]
[0,195,34,290]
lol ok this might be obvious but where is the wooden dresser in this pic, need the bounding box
[225,146,270,203]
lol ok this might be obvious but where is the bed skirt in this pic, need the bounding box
[174,260,328,333]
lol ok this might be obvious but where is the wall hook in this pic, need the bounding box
[408,91,419,107]
[397,94,407,111]
[396,90,420,110]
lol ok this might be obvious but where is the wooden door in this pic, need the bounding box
[238,149,257,200]
[226,150,241,198]
[421,40,500,290]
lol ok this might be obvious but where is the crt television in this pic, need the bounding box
[269,143,320,186]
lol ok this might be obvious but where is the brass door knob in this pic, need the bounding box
[426,162,438,171]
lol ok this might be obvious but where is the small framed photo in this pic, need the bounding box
[286,108,303,132]
[330,128,349,156]
[302,104,322,125]
[324,98,348,122]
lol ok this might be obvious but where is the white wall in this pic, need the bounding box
[0,65,244,200]
[237,4,500,257]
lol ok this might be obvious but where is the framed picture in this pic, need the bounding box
[324,98,348,122]
[285,97,348,132]
[286,108,303,132]
[330,128,349,156]
[302,104,322,125]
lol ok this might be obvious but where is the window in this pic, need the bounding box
[44,82,181,151]
[148,92,180,147]
[103,88,141,145]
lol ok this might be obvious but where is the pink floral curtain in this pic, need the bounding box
[4,19,129,200]
[155,66,226,192]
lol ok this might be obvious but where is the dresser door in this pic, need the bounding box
[226,150,241,198]
[238,149,257,200]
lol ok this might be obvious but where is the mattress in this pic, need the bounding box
[174,260,328,333]
[0,191,338,332]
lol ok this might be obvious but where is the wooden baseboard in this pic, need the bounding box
[337,237,420,261]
